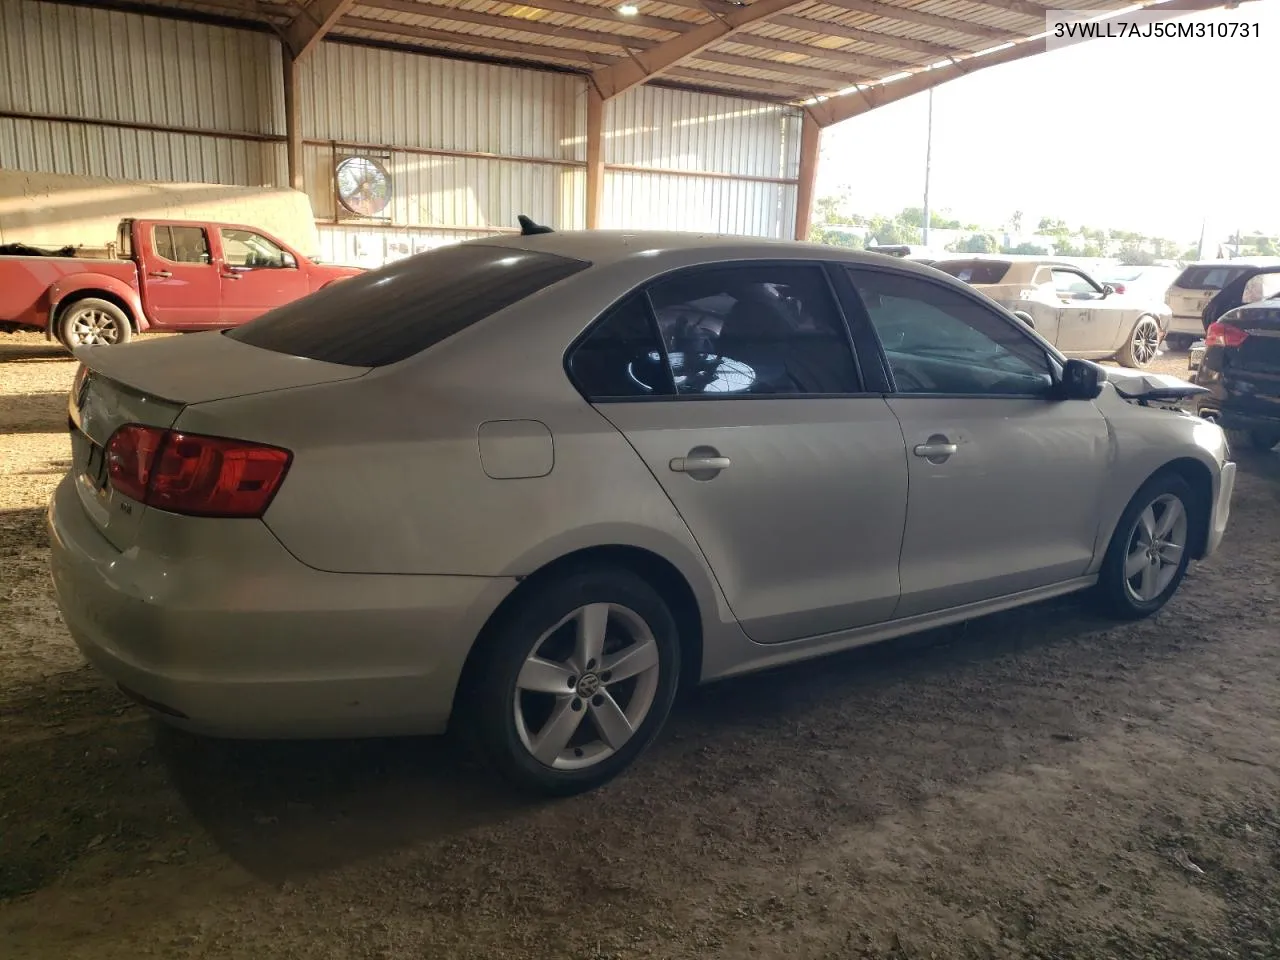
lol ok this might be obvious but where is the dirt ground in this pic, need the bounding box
[2,329,1279,960]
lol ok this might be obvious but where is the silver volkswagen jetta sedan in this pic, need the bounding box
[49,229,1237,795]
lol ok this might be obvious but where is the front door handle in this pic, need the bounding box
[670,446,730,480]
[913,435,958,463]
[221,272,242,280]
[147,270,172,279]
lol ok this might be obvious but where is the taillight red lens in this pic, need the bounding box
[106,424,166,502]
[104,425,291,518]
[1204,321,1249,349]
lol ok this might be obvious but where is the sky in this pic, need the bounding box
[816,0,1280,243]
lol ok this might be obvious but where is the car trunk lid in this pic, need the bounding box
[67,332,369,551]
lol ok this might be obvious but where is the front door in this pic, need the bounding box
[141,224,221,328]
[216,227,308,326]
[1050,267,1112,354]
[842,266,1111,618]
[569,265,909,644]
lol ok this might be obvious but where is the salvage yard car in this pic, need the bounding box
[1164,257,1280,349]
[0,218,361,347]
[932,256,1172,367]
[1192,294,1280,451]
[49,226,1237,796]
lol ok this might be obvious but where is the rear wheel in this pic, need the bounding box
[1095,473,1197,619]
[460,567,681,796]
[1117,315,1162,368]
[58,298,133,348]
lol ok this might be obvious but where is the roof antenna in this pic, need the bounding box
[517,214,554,236]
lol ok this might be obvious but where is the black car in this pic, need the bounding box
[1193,295,1280,451]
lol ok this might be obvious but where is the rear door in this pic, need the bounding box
[570,263,909,644]
[840,266,1111,618]
[215,227,308,325]
[139,223,221,328]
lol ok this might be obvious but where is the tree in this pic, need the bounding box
[1010,210,1024,233]
[813,194,848,225]
[949,233,998,254]
[1002,242,1049,255]
[1038,217,1069,234]
[1118,246,1156,266]
[867,215,920,246]
[810,225,864,249]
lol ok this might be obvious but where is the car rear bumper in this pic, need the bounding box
[1169,314,1205,337]
[47,475,517,738]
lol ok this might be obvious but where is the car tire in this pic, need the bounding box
[460,566,681,796]
[1095,472,1198,620]
[58,298,133,348]
[1116,315,1162,368]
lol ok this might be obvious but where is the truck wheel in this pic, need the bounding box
[59,299,133,348]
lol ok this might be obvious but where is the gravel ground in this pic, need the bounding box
[3,331,1279,960]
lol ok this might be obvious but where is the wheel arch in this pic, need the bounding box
[450,544,705,730]
[1129,457,1214,560]
[52,289,139,336]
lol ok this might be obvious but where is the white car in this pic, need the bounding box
[933,257,1173,367]
[1097,264,1180,302]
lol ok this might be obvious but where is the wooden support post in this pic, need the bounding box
[794,110,821,241]
[283,50,304,193]
[586,86,605,229]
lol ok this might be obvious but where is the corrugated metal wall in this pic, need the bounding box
[299,42,585,262]
[0,0,285,184]
[602,86,801,240]
[0,0,803,264]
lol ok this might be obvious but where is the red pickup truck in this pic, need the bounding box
[0,218,361,347]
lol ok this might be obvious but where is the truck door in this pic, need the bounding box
[140,224,222,328]
[215,227,308,326]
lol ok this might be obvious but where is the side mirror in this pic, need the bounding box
[1012,309,1036,330]
[282,252,298,269]
[1101,283,1115,297]
[1054,358,1105,401]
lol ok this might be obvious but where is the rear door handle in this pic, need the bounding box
[221,272,242,280]
[147,270,172,279]
[913,443,957,458]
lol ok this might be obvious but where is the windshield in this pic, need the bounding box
[932,261,1012,285]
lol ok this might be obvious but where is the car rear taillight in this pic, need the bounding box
[105,425,291,518]
[1204,321,1250,349]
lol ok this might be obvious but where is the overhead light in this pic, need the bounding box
[618,3,639,14]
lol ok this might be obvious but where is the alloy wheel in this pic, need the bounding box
[1123,492,1188,603]
[1130,318,1161,366]
[513,602,661,770]
[69,309,123,346]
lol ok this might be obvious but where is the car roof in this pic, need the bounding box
[475,229,942,274]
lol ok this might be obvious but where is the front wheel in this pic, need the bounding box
[1095,473,1197,620]
[460,567,681,796]
[1117,315,1162,368]
[58,298,133,348]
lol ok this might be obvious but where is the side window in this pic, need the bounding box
[846,268,1053,397]
[1051,269,1099,298]
[568,296,671,399]
[220,229,288,269]
[645,264,861,396]
[153,225,211,265]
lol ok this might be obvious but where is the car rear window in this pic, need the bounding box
[1174,265,1251,290]
[931,260,1012,285]
[225,244,590,366]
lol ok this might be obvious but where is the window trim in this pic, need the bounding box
[563,259,877,404]
[842,263,1063,401]
[1050,266,1103,298]
[150,224,212,267]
